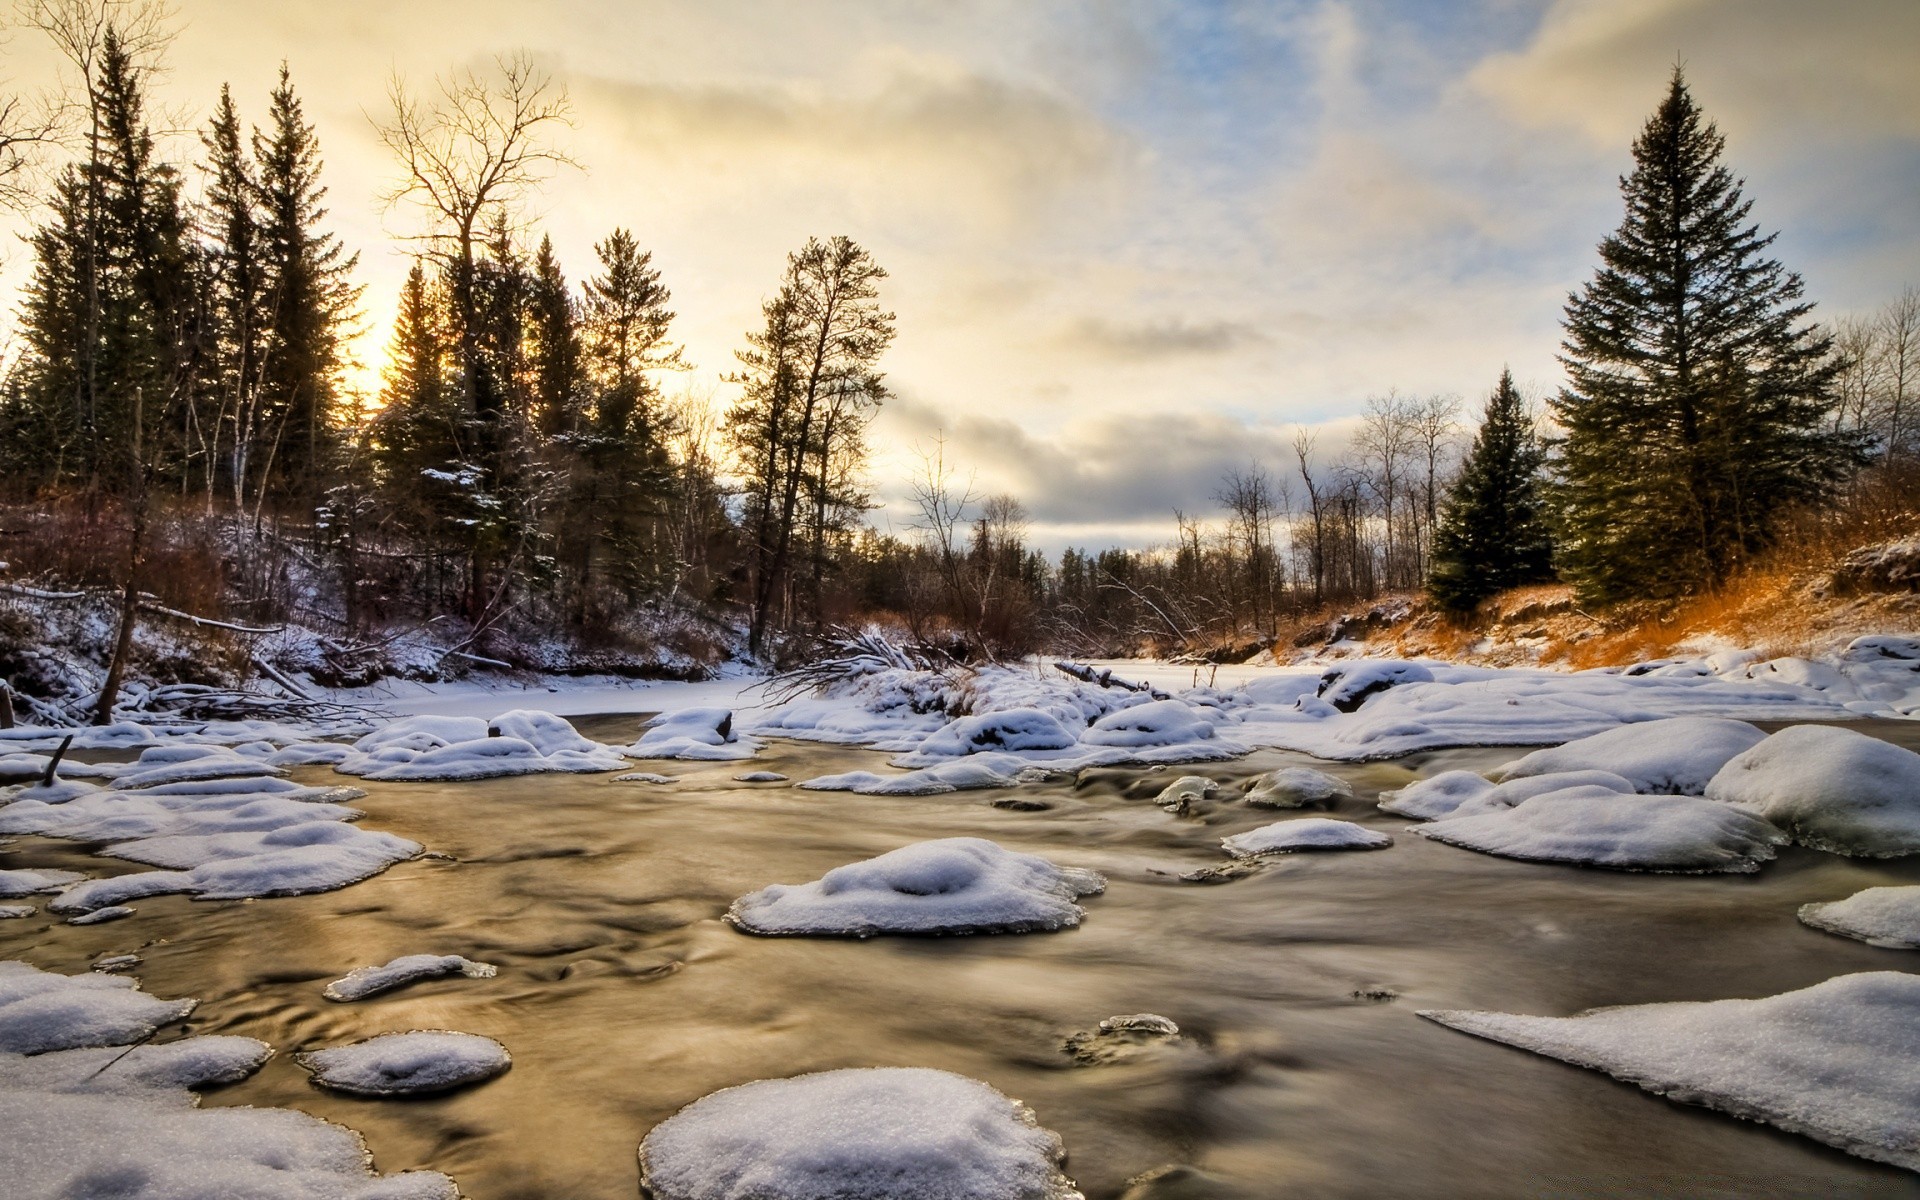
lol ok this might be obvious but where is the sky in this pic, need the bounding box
[1,0,1916,553]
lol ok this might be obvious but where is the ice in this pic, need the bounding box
[0,962,459,1198]
[1221,818,1392,857]
[1417,786,1786,872]
[1379,769,1636,821]
[626,707,761,761]
[0,961,194,1054]
[1242,766,1352,809]
[1153,775,1218,815]
[1062,1014,1185,1065]
[1080,699,1215,747]
[1704,724,1920,857]
[912,709,1081,758]
[1314,660,1435,712]
[296,1030,511,1096]
[1497,717,1766,795]
[0,905,33,919]
[337,710,629,780]
[615,772,678,784]
[733,771,789,783]
[1799,887,1920,949]
[1421,972,1920,1172]
[799,757,1065,796]
[69,905,134,924]
[727,837,1105,937]
[324,954,500,1002]
[637,1067,1081,1200]
[0,868,85,897]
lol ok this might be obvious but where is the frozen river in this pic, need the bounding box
[6,716,1920,1198]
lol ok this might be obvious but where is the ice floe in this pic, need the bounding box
[1496,717,1766,795]
[0,962,459,1198]
[1242,766,1352,809]
[727,837,1104,937]
[297,1030,510,1096]
[1416,787,1786,873]
[625,707,760,761]
[638,1066,1081,1200]
[1704,724,1920,857]
[324,954,500,1002]
[1799,887,1920,949]
[1421,972,1920,1172]
[1221,818,1392,857]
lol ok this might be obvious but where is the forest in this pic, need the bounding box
[0,0,1914,719]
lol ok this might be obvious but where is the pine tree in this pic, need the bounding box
[202,84,265,509]
[1553,69,1858,604]
[526,235,582,439]
[252,64,360,504]
[1428,369,1552,612]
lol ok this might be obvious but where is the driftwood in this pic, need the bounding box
[1053,660,1171,700]
[39,735,72,786]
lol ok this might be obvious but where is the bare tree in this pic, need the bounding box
[909,431,977,639]
[1356,391,1415,588]
[1293,428,1327,604]
[1832,315,1886,438]
[1214,463,1281,629]
[1879,287,1920,458]
[1409,392,1461,576]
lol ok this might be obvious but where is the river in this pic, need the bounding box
[5,716,1920,1198]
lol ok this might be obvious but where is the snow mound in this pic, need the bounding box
[727,837,1105,937]
[0,963,460,1198]
[297,1031,511,1096]
[53,821,422,911]
[627,707,760,761]
[0,868,85,897]
[1799,887,1920,949]
[1417,787,1785,873]
[913,709,1081,758]
[1315,661,1434,712]
[1498,717,1765,795]
[1420,972,1920,1173]
[1222,818,1392,857]
[638,1067,1080,1200]
[1704,724,1920,857]
[108,745,286,790]
[1242,767,1352,809]
[1379,769,1636,821]
[324,954,499,1002]
[1153,775,1218,815]
[799,757,1062,796]
[0,961,195,1054]
[1080,699,1213,748]
[338,711,628,780]
[0,905,32,919]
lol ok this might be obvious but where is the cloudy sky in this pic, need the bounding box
[3,0,1916,551]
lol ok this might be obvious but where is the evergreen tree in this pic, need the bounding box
[252,63,360,503]
[526,234,583,439]
[202,83,266,509]
[1553,69,1858,603]
[1428,369,1552,612]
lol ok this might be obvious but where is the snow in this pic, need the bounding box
[48,821,422,911]
[1314,660,1434,712]
[1079,698,1215,747]
[0,960,195,1054]
[1416,786,1786,873]
[733,771,789,783]
[0,868,85,897]
[615,772,678,784]
[1799,887,1920,949]
[324,954,499,1002]
[1704,724,1920,857]
[1379,769,1636,821]
[336,710,629,780]
[0,905,33,919]
[68,905,134,924]
[1421,972,1920,1172]
[0,963,459,1198]
[1496,717,1766,795]
[1242,766,1353,809]
[1153,775,1218,814]
[297,1031,511,1097]
[625,707,761,761]
[1221,818,1393,857]
[727,838,1105,938]
[637,1067,1080,1200]
[911,708,1081,758]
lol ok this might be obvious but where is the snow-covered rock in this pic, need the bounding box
[733,771,789,783]
[1497,717,1766,795]
[0,905,32,919]
[108,745,286,791]
[727,838,1104,937]
[0,868,85,897]
[638,1067,1081,1200]
[1421,972,1920,1172]
[1379,769,1635,821]
[913,709,1081,758]
[1416,786,1785,873]
[1799,887,1920,949]
[1079,699,1213,748]
[626,707,759,761]
[67,906,134,925]
[1221,818,1392,857]
[1153,775,1218,815]
[0,961,195,1054]
[51,821,421,911]
[799,757,1063,796]
[1242,766,1352,809]
[323,954,499,1002]
[1062,1014,1185,1065]
[338,711,629,779]
[1705,724,1920,857]
[296,1031,511,1096]
[1315,660,1434,712]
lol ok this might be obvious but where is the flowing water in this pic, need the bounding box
[6,717,1920,1199]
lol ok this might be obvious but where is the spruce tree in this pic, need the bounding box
[202,84,265,509]
[1553,69,1857,604]
[1428,369,1552,612]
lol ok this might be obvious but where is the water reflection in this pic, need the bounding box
[3,716,1919,1198]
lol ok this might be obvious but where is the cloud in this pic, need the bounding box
[1055,315,1267,359]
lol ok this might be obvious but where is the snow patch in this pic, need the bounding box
[1221,818,1392,857]
[1417,787,1785,873]
[297,1031,511,1096]
[1799,887,1920,949]
[323,955,499,1002]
